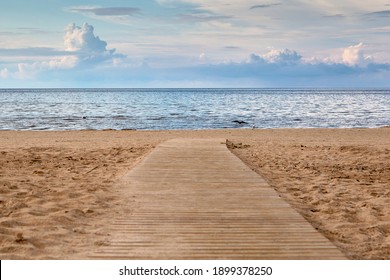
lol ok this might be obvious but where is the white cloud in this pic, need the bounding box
[14,56,78,79]
[63,23,123,66]
[0,68,9,78]
[15,63,36,79]
[64,23,110,53]
[342,43,371,67]
[263,48,302,64]
[246,48,303,65]
[247,44,377,69]
[46,56,79,69]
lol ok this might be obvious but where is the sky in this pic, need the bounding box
[0,0,390,87]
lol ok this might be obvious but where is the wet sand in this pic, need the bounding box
[0,128,389,259]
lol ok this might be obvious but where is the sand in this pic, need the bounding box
[0,128,389,259]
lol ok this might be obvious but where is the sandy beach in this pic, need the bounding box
[0,128,389,259]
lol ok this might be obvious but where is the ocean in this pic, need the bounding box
[1,88,389,130]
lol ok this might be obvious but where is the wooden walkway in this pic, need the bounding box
[91,138,346,259]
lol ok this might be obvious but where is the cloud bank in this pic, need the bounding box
[118,44,390,87]
[1,22,389,87]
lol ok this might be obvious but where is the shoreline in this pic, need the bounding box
[1,125,389,132]
[0,128,389,259]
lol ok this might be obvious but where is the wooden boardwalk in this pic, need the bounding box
[91,138,346,259]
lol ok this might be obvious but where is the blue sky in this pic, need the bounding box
[1,0,390,87]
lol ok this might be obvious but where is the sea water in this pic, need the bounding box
[1,88,389,130]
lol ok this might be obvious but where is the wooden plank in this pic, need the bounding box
[91,138,346,259]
